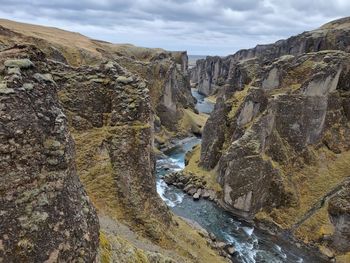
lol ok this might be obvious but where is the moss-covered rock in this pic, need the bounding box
[0,46,99,262]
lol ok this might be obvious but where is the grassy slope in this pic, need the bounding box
[73,127,227,263]
[0,18,165,66]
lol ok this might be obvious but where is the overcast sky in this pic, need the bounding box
[0,0,349,55]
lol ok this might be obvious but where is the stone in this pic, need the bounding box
[193,192,200,200]
[117,76,133,84]
[0,83,15,94]
[177,182,184,188]
[104,61,115,70]
[225,245,236,255]
[7,67,21,75]
[201,189,210,199]
[183,184,194,192]
[34,73,55,83]
[188,188,197,196]
[4,58,34,69]
[22,83,34,91]
[214,242,226,249]
[0,50,99,262]
[209,232,216,241]
[138,82,147,89]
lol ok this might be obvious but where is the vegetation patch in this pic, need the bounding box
[184,145,222,193]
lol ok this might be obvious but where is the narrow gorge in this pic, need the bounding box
[0,14,350,263]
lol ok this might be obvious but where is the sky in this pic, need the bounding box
[0,0,349,55]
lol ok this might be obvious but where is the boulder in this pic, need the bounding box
[117,76,133,84]
[188,188,197,196]
[193,192,200,200]
[4,58,34,69]
[225,245,236,255]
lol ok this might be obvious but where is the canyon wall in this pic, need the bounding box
[0,46,99,262]
[194,17,350,260]
[191,17,350,96]
[0,19,226,263]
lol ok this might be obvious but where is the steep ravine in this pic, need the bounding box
[156,89,327,263]
[189,17,350,261]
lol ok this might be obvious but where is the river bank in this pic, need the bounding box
[155,89,328,263]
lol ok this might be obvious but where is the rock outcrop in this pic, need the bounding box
[328,183,350,253]
[191,16,350,96]
[194,17,350,259]
[190,56,230,96]
[0,20,227,263]
[0,46,99,261]
[52,56,172,239]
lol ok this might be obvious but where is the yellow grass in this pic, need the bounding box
[184,145,222,193]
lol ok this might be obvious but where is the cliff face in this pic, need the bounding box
[0,19,195,136]
[197,17,350,259]
[52,55,171,238]
[117,51,195,133]
[191,17,350,96]
[0,20,227,263]
[190,56,230,96]
[0,46,99,261]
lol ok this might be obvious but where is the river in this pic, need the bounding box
[156,89,324,263]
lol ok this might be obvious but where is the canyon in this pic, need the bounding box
[0,16,349,263]
[189,17,350,262]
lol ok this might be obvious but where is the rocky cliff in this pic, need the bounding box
[0,45,99,261]
[0,19,227,263]
[0,19,195,137]
[191,17,350,261]
[191,16,350,96]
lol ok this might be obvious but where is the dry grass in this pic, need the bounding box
[184,145,222,193]
[336,252,350,263]
[99,215,228,263]
[163,216,228,263]
[0,18,165,66]
[206,95,217,104]
[259,148,350,241]
[294,205,334,243]
[73,127,227,263]
[179,109,208,135]
[270,149,350,227]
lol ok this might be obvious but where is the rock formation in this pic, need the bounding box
[191,16,350,96]
[191,17,350,260]
[0,46,99,261]
[0,19,227,263]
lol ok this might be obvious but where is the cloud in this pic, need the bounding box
[0,0,348,55]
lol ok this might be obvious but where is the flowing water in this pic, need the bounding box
[191,88,214,114]
[156,89,324,263]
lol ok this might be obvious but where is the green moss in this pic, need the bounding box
[227,85,250,121]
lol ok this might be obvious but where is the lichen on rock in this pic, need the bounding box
[0,46,99,262]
